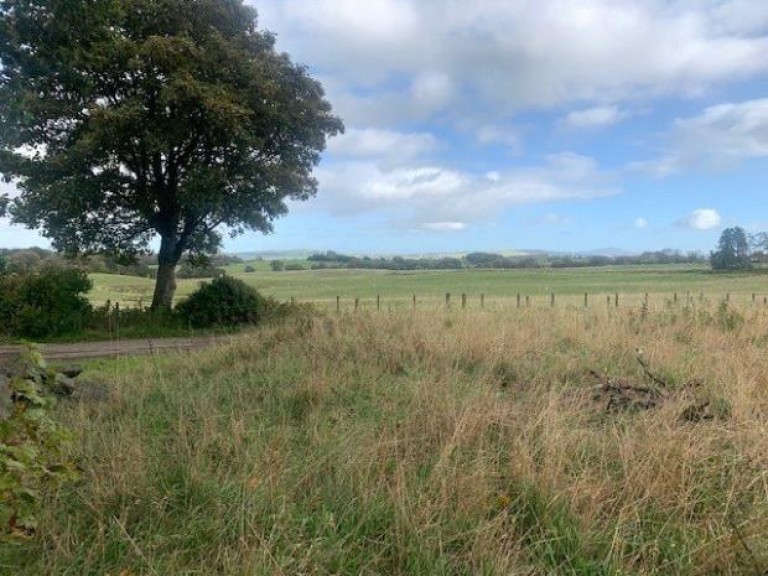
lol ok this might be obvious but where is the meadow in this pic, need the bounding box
[90,264,768,310]
[2,300,767,574]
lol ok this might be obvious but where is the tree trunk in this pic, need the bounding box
[151,235,183,310]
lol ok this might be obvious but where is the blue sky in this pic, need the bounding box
[3,0,768,254]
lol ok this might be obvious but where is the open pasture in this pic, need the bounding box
[4,302,767,574]
[91,265,768,310]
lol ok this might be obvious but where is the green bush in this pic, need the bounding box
[175,276,275,328]
[0,345,79,540]
[0,267,93,338]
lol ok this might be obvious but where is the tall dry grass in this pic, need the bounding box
[3,301,767,574]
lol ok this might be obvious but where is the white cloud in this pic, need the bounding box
[473,124,523,151]
[635,98,768,175]
[360,166,467,201]
[327,128,438,162]
[674,99,768,159]
[257,0,768,126]
[308,152,617,228]
[678,209,722,230]
[710,1,768,35]
[411,71,455,111]
[634,217,649,229]
[421,222,467,231]
[564,105,627,129]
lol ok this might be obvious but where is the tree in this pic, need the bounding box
[269,259,284,272]
[749,231,768,263]
[0,0,343,309]
[710,227,752,271]
[7,249,41,273]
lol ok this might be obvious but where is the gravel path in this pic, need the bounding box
[0,336,225,363]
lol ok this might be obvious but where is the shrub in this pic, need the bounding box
[284,263,305,271]
[0,267,93,338]
[175,276,273,328]
[0,345,79,540]
[244,265,256,273]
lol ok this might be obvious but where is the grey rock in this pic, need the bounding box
[60,365,83,378]
[52,373,76,396]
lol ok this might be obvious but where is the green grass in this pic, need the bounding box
[91,265,768,309]
[3,304,767,574]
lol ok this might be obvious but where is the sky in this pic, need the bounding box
[3,0,768,254]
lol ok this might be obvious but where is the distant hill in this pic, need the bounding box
[234,249,316,261]
[578,248,637,258]
[233,248,538,260]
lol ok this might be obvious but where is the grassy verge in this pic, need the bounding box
[2,303,767,574]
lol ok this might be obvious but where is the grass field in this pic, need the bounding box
[3,302,767,574]
[90,264,768,310]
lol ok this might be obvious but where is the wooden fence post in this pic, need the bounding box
[480,294,485,309]
[550,293,555,307]
[336,295,340,313]
[354,297,359,311]
[614,293,619,308]
[412,294,417,310]
[461,293,467,309]
[517,293,521,309]
[584,292,588,307]
[445,293,451,308]
[377,294,381,311]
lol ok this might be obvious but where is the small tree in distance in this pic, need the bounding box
[710,227,752,271]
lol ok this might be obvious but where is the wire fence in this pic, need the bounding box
[101,290,768,316]
[273,291,768,313]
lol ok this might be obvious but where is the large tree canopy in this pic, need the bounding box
[0,0,343,308]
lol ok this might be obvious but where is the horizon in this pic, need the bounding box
[3,1,768,254]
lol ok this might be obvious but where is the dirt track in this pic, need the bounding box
[0,336,225,363]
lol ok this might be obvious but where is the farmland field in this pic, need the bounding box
[90,264,768,309]
[3,303,767,574]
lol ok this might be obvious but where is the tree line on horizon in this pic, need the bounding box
[267,249,708,272]
[0,227,762,279]
[263,230,768,273]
